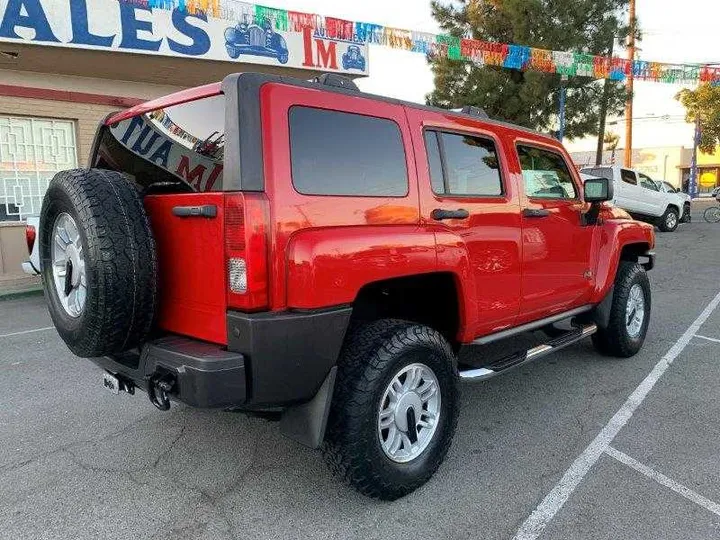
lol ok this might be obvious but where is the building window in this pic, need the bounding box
[0,116,78,221]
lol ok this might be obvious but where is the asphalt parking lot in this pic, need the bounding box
[2,204,719,540]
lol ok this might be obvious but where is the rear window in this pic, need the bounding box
[582,167,613,181]
[289,106,408,197]
[97,94,225,192]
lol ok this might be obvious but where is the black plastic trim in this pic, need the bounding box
[95,336,246,408]
[227,306,352,406]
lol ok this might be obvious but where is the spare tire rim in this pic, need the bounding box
[378,362,441,463]
[51,213,87,318]
[626,284,645,338]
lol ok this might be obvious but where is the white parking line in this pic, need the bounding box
[695,334,720,344]
[605,446,720,517]
[0,326,54,339]
[513,290,720,540]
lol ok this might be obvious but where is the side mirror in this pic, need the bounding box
[584,177,613,203]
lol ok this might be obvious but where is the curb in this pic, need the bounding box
[0,286,44,301]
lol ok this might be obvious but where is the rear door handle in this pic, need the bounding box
[522,208,551,218]
[431,208,470,221]
[172,205,217,218]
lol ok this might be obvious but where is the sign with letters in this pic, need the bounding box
[0,0,369,75]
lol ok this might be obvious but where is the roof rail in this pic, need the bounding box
[313,73,359,91]
[460,105,489,119]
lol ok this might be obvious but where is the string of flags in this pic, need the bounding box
[125,0,720,86]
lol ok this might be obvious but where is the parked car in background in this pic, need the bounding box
[22,216,40,275]
[712,186,720,199]
[580,165,687,232]
[654,180,691,222]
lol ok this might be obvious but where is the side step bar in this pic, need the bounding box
[459,323,597,382]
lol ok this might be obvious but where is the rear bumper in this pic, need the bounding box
[96,306,352,409]
[93,335,247,409]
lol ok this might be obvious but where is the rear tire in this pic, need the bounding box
[322,320,459,500]
[592,262,651,358]
[40,169,157,357]
[658,207,679,232]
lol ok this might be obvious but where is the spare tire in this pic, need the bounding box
[40,169,157,357]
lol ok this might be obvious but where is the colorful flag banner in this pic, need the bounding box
[121,0,720,86]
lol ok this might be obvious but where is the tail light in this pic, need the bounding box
[225,192,269,311]
[25,224,36,255]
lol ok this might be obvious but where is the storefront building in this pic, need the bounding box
[0,0,369,289]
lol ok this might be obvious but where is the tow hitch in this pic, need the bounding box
[102,371,135,395]
[148,373,176,411]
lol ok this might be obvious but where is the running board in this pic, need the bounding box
[458,323,597,382]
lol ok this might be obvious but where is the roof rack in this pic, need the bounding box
[313,73,359,91]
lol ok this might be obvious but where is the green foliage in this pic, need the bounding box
[427,0,632,140]
[676,84,720,154]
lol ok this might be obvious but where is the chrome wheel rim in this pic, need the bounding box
[666,212,677,229]
[378,363,441,463]
[626,284,645,338]
[51,213,87,318]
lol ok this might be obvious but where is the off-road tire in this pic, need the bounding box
[322,320,459,500]
[592,262,651,358]
[658,206,679,232]
[40,169,157,357]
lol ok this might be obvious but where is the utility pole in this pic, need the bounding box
[558,75,567,142]
[624,0,636,167]
[595,38,615,165]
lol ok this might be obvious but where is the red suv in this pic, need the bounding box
[39,73,655,500]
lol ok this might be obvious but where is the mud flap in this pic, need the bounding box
[593,285,615,330]
[279,367,337,449]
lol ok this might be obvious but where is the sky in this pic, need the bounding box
[271,0,720,153]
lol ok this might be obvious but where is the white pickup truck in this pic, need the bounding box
[580,166,690,232]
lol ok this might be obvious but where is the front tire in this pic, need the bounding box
[592,262,651,358]
[322,320,459,500]
[659,206,679,232]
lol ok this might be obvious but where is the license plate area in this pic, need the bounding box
[103,372,120,395]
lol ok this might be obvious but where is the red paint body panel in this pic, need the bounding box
[144,193,228,345]
[590,218,655,303]
[286,226,436,308]
[506,137,596,323]
[106,83,222,125]
[404,107,523,338]
[259,83,421,311]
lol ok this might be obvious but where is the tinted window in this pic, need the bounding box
[621,169,637,185]
[424,131,445,194]
[425,130,503,196]
[517,145,577,199]
[662,181,677,193]
[289,107,407,196]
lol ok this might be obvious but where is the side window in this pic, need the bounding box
[517,145,577,199]
[424,130,503,196]
[639,173,659,191]
[620,169,638,185]
[289,106,408,196]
